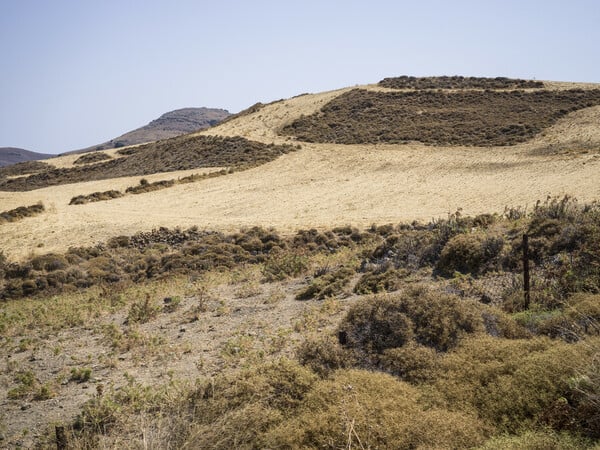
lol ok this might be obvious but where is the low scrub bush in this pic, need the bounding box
[432,335,597,433]
[353,267,407,294]
[0,202,44,224]
[436,233,504,276]
[263,369,488,449]
[515,293,600,341]
[31,254,69,271]
[0,160,50,179]
[338,287,484,354]
[295,266,354,300]
[262,250,309,281]
[73,152,112,165]
[125,178,175,194]
[378,75,544,90]
[127,295,160,324]
[184,359,317,449]
[69,190,123,205]
[70,367,92,383]
[479,430,596,449]
[379,343,439,383]
[1,135,297,191]
[296,335,357,377]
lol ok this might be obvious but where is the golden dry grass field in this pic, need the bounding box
[1,82,599,262]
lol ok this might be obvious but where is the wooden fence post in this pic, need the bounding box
[55,425,67,450]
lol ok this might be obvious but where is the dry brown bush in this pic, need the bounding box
[0,202,45,224]
[69,190,123,205]
[379,75,544,90]
[263,369,488,449]
[339,287,484,353]
[73,152,112,165]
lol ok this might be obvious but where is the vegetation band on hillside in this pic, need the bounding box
[0,135,296,191]
[281,88,600,146]
[378,75,545,90]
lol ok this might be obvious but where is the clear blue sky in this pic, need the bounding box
[1,0,599,154]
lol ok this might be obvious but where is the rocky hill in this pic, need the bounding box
[71,107,231,153]
[0,147,52,167]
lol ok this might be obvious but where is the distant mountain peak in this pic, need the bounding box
[73,107,232,153]
[0,147,53,167]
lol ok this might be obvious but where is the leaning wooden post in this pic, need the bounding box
[55,425,67,450]
[523,234,530,309]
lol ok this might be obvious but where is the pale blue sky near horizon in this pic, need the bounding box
[1,0,599,154]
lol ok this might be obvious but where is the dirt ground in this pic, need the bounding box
[0,267,359,448]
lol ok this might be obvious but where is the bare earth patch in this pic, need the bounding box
[0,270,356,447]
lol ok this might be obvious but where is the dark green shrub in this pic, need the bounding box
[436,234,485,276]
[339,295,415,353]
[69,190,123,205]
[125,179,174,194]
[437,231,506,277]
[280,88,600,146]
[378,75,544,90]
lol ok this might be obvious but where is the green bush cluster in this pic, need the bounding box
[0,160,49,179]
[353,267,407,294]
[1,225,368,300]
[436,233,505,276]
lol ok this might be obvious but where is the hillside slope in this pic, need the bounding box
[0,147,53,167]
[1,78,599,261]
